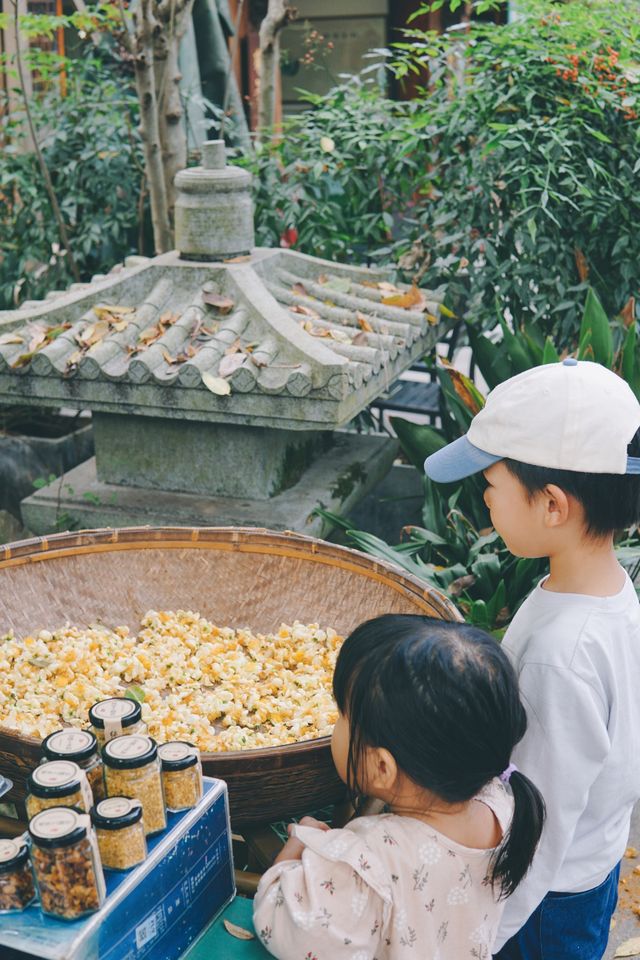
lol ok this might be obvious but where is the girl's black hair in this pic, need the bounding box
[333,614,544,898]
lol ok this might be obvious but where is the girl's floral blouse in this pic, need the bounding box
[253,779,514,960]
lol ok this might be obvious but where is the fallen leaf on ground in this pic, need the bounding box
[218,352,245,378]
[615,938,640,958]
[202,372,231,395]
[356,312,374,332]
[203,291,234,313]
[0,333,24,345]
[625,847,638,859]
[223,919,255,940]
[381,283,425,310]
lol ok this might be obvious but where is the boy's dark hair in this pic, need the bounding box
[504,428,640,538]
[333,614,545,899]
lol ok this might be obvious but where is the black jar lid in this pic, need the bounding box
[29,807,88,848]
[0,838,29,872]
[42,729,98,763]
[91,797,143,830]
[158,742,200,772]
[28,760,83,798]
[102,735,157,769]
[89,698,141,730]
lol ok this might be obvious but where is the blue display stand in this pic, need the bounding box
[0,777,234,960]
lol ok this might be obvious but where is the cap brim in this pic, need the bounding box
[424,436,502,483]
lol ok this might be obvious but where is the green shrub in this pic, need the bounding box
[244,75,427,264]
[0,49,144,309]
[393,0,640,340]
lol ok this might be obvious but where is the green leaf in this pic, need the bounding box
[542,337,560,364]
[466,324,512,390]
[390,416,447,471]
[125,686,146,704]
[579,288,613,367]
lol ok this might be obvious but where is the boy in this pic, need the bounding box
[424,359,640,960]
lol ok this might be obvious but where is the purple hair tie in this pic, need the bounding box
[499,763,518,784]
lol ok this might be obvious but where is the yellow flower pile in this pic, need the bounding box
[0,612,343,751]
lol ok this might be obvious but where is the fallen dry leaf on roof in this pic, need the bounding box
[323,276,351,294]
[223,919,255,940]
[615,939,640,958]
[381,283,424,310]
[162,349,177,366]
[93,305,135,320]
[328,328,353,344]
[83,320,110,346]
[28,326,47,352]
[218,352,245,378]
[357,312,374,333]
[301,320,329,338]
[202,372,231,395]
[351,332,368,346]
[292,282,308,297]
[138,325,160,346]
[0,333,24,345]
[378,281,398,292]
[200,325,218,337]
[112,319,129,332]
[224,338,242,356]
[65,350,83,370]
[223,254,252,264]
[203,291,234,314]
[291,304,320,321]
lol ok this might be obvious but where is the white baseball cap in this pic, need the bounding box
[424,359,640,482]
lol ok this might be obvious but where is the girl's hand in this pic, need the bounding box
[296,816,331,832]
[273,817,331,864]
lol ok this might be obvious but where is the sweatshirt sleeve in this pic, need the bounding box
[253,824,392,959]
[494,662,610,951]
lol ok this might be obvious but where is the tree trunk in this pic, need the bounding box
[155,0,195,229]
[132,0,172,253]
[257,0,293,136]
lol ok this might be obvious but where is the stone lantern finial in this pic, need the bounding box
[174,139,255,261]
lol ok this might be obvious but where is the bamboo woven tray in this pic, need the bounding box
[0,526,461,825]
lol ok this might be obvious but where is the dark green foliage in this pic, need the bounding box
[0,49,144,309]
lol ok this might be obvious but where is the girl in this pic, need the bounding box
[253,615,544,959]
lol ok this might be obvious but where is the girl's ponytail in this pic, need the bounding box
[489,770,545,899]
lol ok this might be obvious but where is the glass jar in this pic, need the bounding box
[29,807,106,920]
[91,797,147,871]
[42,729,105,802]
[89,698,147,746]
[26,760,93,819]
[103,735,166,836]
[158,742,203,812]
[0,838,36,913]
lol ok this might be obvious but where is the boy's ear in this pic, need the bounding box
[542,483,571,527]
[366,746,398,793]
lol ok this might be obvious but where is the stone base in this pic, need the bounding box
[21,433,398,538]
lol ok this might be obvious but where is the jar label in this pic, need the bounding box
[158,742,199,762]
[47,730,94,755]
[97,797,141,819]
[92,699,137,721]
[30,808,85,840]
[105,735,152,760]
[79,770,93,811]
[32,760,79,788]
[0,838,21,863]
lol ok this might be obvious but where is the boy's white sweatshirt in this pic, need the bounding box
[495,572,640,951]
